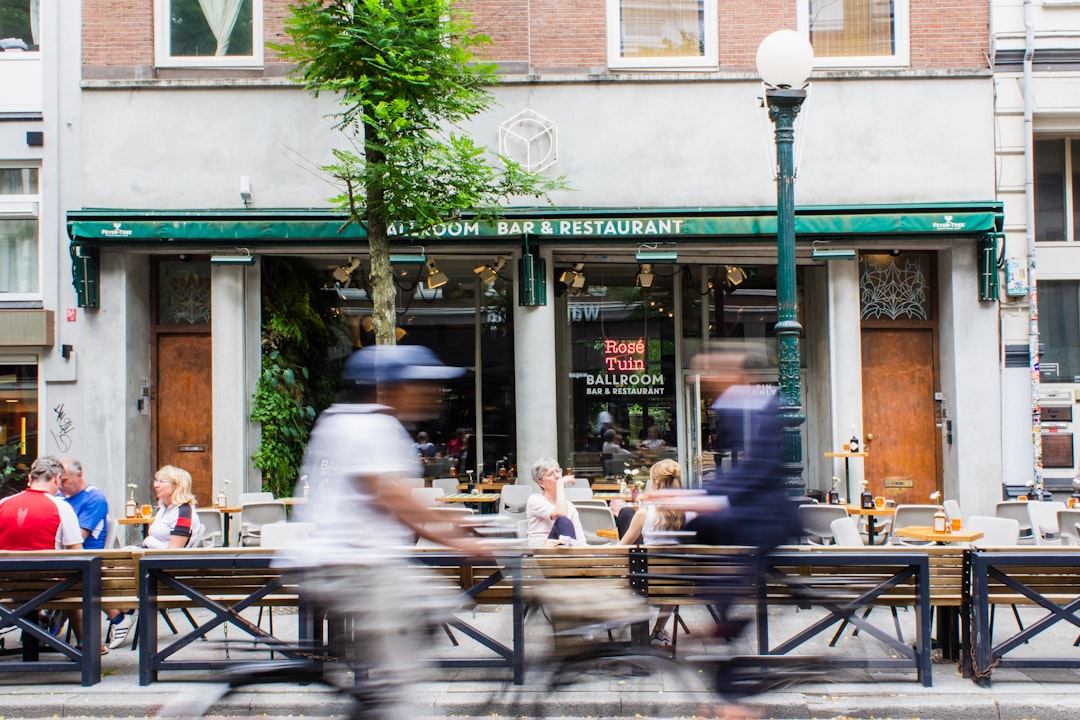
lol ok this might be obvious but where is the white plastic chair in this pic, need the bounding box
[411,487,446,507]
[564,486,594,502]
[102,518,119,549]
[830,516,864,547]
[395,476,425,491]
[238,501,287,546]
[258,521,316,548]
[432,477,460,495]
[995,501,1038,543]
[965,515,1020,547]
[798,504,849,545]
[575,504,617,545]
[195,509,224,548]
[1056,509,1080,545]
[1027,501,1067,543]
[889,504,941,545]
[184,524,207,549]
[499,485,533,520]
[239,491,274,505]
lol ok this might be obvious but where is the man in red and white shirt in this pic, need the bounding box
[0,456,83,550]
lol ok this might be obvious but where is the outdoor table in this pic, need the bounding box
[593,492,633,503]
[212,505,243,547]
[457,482,512,492]
[845,504,896,545]
[895,525,983,544]
[595,527,619,540]
[591,482,622,492]
[118,515,154,541]
[437,492,501,513]
[824,450,869,503]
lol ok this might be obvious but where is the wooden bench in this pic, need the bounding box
[0,552,108,685]
[969,547,1080,685]
[531,544,935,686]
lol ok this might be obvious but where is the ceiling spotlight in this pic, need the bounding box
[636,264,655,289]
[333,256,361,285]
[559,262,586,291]
[425,257,449,290]
[473,257,506,284]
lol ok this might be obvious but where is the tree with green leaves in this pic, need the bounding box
[275,0,564,345]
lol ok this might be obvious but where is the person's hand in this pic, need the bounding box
[557,474,575,487]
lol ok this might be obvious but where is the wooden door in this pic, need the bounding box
[861,328,940,505]
[155,334,213,506]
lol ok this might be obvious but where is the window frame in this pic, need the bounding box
[0,165,41,300]
[605,0,719,71]
[1034,136,1080,244]
[153,0,264,69]
[797,0,910,69]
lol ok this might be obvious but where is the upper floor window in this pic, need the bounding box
[0,0,39,52]
[1035,138,1080,243]
[154,0,263,68]
[606,0,718,70]
[0,166,40,297]
[799,0,909,68]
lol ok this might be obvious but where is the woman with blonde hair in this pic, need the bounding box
[618,459,693,546]
[618,458,694,647]
[142,465,202,549]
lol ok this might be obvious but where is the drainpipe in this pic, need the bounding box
[1023,0,1042,489]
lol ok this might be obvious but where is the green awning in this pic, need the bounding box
[67,202,1003,248]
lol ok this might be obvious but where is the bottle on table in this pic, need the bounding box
[933,506,948,533]
[125,495,137,519]
[849,428,860,454]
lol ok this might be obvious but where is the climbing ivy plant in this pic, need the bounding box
[250,258,341,497]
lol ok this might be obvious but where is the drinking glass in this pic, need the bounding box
[951,517,962,532]
[140,504,153,518]
[874,496,884,509]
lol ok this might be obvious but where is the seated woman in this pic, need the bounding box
[143,465,203,549]
[617,459,695,646]
[525,458,586,547]
[602,429,631,456]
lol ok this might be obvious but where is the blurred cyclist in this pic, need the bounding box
[276,344,488,719]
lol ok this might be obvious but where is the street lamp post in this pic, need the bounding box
[756,30,814,496]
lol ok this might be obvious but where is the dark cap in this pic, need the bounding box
[342,345,464,386]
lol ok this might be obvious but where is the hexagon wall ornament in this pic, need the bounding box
[498,109,558,172]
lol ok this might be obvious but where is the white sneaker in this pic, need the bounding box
[108,613,134,649]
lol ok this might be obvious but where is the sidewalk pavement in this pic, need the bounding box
[3,601,1080,719]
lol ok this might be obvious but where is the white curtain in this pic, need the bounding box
[197,0,244,56]
[30,0,40,45]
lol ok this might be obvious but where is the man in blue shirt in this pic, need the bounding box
[59,457,109,550]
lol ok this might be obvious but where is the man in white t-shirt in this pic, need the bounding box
[277,344,488,718]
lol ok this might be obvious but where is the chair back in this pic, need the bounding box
[1056,509,1080,545]
[499,485,533,518]
[830,516,864,547]
[943,499,962,523]
[102,518,119,549]
[259,521,316,548]
[995,500,1037,541]
[564,486,594,502]
[965,515,1021,547]
[797,504,849,544]
[1027,500,1067,539]
[195,509,224,547]
[238,501,287,546]
[432,477,460,495]
[395,476,425,491]
[185,524,207,549]
[411,487,445,507]
[573,498,610,509]
[239,491,274,505]
[575,504,617,545]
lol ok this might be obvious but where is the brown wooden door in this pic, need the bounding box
[861,328,941,505]
[155,333,213,505]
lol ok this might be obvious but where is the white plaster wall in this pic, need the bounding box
[825,260,864,494]
[79,77,995,211]
[80,88,341,209]
[938,246,1004,519]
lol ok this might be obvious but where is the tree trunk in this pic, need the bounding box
[365,135,397,346]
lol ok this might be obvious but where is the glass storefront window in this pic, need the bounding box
[0,363,37,494]
[335,256,516,475]
[559,263,678,475]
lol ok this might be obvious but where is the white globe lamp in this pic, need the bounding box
[755,29,815,89]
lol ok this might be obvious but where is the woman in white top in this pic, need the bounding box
[617,458,693,645]
[525,458,586,547]
[143,465,202,549]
